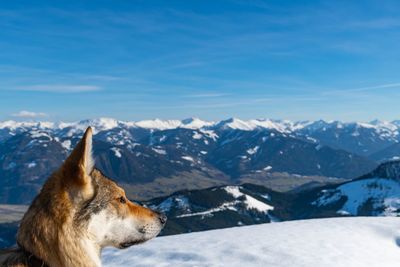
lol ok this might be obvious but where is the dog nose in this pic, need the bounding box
[158,213,167,225]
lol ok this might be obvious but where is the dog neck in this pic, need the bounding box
[47,229,103,267]
[79,237,103,267]
[18,211,103,267]
[19,229,102,267]
[19,246,49,267]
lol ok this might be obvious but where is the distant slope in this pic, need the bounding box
[102,217,400,267]
[369,142,400,162]
[297,160,400,218]
[146,184,290,235]
[208,129,376,179]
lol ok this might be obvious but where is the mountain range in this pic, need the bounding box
[1,117,400,204]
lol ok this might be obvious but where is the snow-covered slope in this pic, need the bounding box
[145,184,281,236]
[102,217,400,267]
[312,178,400,216]
[309,160,400,217]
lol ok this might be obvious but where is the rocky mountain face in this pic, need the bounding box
[2,117,400,204]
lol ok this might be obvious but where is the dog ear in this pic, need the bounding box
[61,127,95,187]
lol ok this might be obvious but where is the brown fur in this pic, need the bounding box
[0,127,165,267]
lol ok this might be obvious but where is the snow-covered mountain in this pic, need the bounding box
[146,184,282,235]
[298,119,400,157]
[102,217,400,267]
[0,117,382,204]
[1,117,398,154]
[304,160,400,217]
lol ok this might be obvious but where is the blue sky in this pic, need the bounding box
[1,0,400,122]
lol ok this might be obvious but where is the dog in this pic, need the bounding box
[0,127,166,267]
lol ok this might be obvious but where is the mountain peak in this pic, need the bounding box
[216,118,257,131]
[181,117,213,129]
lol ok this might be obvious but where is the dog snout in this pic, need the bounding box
[158,213,167,225]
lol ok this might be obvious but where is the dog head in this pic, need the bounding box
[60,127,167,249]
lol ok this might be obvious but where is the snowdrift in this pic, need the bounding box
[103,217,400,267]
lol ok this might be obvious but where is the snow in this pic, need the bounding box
[301,120,399,140]
[224,186,274,213]
[102,217,400,267]
[216,118,309,132]
[29,130,52,140]
[0,120,54,130]
[244,195,273,213]
[263,166,272,171]
[200,129,218,141]
[191,131,202,139]
[181,118,214,129]
[246,146,259,155]
[260,194,271,200]
[61,140,71,150]
[27,162,36,168]
[249,119,295,133]
[224,186,242,198]
[155,196,190,213]
[315,144,323,150]
[181,156,194,162]
[110,147,122,158]
[171,186,274,219]
[152,148,167,155]
[176,203,237,218]
[135,119,182,130]
[217,118,258,131]
[64,118,120,134]
[90,118,119,131]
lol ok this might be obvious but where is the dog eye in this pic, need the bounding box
[119,196,126,204]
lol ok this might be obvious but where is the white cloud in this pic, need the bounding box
[17,84,101,93]
[12,110,48,118]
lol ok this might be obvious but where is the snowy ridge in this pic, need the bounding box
[172,186,274,218]
[1,117,400,135]
[102,217,400,267]
[151,186,274,221]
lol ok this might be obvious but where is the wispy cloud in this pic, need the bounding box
[183,93,231,98]
[16,84,101,93]
[324,82,400,96]
[11,110,47,118]
[348,82,400,92]
[79,75,122,81]
[347,18,400,30]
